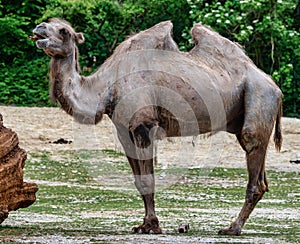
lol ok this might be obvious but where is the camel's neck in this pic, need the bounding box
[50,47,109,124]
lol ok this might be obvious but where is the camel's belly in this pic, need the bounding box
[157,106,216,137]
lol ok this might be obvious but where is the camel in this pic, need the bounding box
[30,18,282,235]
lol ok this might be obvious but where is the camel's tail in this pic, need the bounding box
[274,98,283,152]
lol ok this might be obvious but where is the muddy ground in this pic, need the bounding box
[0,106,300,243]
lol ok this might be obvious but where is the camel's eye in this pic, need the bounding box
[59,28,68,36]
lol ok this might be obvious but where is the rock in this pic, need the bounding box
[0,113,38,224]
[290,160,300,164]
[178,223,190,233]
[51,138,72,144]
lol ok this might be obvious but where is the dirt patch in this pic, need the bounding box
[1,106,299,172]
[0,106,299,243]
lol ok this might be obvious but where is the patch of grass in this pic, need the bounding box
[1,149,299,243]
[101,149,125,157]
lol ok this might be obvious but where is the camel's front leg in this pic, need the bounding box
[128,157,162,234]
[116,123,162,234]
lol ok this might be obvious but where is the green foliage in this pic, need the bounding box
[0,0,49,106]
[39,0,190,65]
[185,0,300,116]
[0,0,299,115]
[0,57,50,106]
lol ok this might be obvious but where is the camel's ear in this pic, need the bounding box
[75,32,85,44]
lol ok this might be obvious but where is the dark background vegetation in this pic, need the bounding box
[0,0,299,116]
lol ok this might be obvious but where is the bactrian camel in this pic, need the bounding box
[31,18,282,235]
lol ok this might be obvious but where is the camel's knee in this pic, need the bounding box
[240,130,261,154]
[135,174,155,195]
[246,185,265,203]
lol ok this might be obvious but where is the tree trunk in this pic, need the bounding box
[0,113,38,224]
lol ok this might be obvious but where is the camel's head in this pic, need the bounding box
[31,18,84,57]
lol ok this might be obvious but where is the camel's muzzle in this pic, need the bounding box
[31,24,48,39]
[30,26,50,49]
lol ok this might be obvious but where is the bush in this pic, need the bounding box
[0,57,50,106]
[0,0,299,116]
[184,0,300,116]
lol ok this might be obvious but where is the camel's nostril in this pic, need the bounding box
[35,23,47,31]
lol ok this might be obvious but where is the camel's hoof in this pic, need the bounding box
[132,225,162,234]
[218,227,241,236]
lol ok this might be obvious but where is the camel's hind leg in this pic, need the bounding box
[219,131,270,235]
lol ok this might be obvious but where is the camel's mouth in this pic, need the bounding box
[30,25,49,42]
[29,31,47,42]
[29,33,43,41]
[30,27,51,50]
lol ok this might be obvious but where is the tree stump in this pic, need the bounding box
[0,113,38,224]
